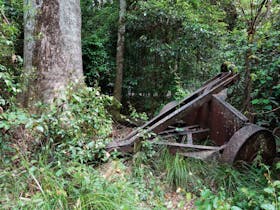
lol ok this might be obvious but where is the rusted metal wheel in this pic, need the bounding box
[222,124,276,164]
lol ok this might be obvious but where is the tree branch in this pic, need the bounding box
[249,106,280,116]
[1,10,10,25]
[252,0,267,28]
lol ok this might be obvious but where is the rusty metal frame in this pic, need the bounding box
[107,72,238,149]
[106,72,276,164]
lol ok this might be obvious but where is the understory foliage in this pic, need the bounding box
[223,1,280,128]
[0,0,22,109]
[0,86,113,164]
[0,158,140,209]
[81,0,118,92]
[137,144,280,209]
[164,153,280,209]
[249,17,280,127]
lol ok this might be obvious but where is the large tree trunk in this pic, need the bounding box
[113,0,126,102]
[23,0,83,107]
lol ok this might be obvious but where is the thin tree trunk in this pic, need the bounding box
[22,0,36,107]
[113,0,126,102]
[243,24,254,112]
[242,0,269,121]
[243,34,253,120]
[23,0,83,107]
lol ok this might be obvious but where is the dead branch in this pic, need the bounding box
[250,106,280,116]
[1,10,10,25]
[252,0,267,28]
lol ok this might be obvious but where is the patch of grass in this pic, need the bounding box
[152,148,279,209]
[0,155,140,209]
[164,153,188,189]
[156,148,273,194]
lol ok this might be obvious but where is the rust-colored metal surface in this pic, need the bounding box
[209,95,248,146]
[107,72,238,150]
[106,71,276,164]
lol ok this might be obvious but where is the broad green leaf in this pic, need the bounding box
[231,206,242,210]
[36,125,44,133]
[272,180,280,187]
[264,187,274,194]
[260,203,275,210]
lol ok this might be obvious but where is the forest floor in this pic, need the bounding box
[107,124,196,209]
[0,121,279,209]
[98,159,196,209]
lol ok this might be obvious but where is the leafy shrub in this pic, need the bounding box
[0,64,21,108]
[192,163,280,210]
[0,1,22,109]
[195,179,280,210]
[34,86,113,163]
[231,165,280,210]
[195,188,232,210]
[129,104,148,121]
[81,0,118,93]
[82,34,115,90]
[0,86,113,163]
[222,5,280,128]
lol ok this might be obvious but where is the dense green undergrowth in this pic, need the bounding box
[158,149,280,209]
[1,64,279,210]
[136,143,280,210]
[0,158,140,209]
[0,85,113,164]
[0,140,279,209]
[0,81,279,209]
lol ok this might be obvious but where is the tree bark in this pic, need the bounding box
[23,0,83,107]
[243,33,253,119]
[113,0,126,102]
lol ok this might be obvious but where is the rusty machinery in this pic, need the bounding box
[106,72,277,164]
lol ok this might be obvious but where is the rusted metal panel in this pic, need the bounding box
[179,150,221,160]
[209,95,248,145]
[145,74,239,133]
